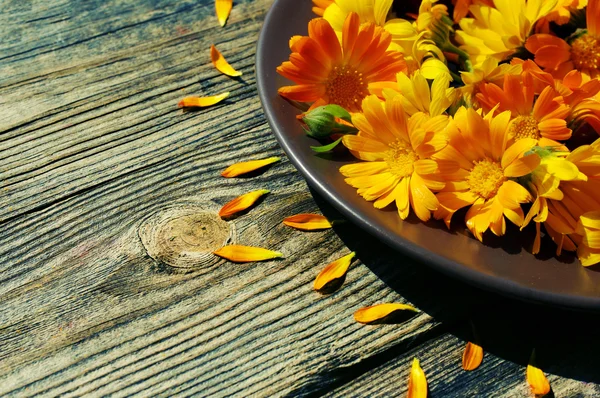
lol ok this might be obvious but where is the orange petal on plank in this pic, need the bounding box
[462,341,484,371]
[213,245,283,262]
[215,0,232,26]
[178,93,229,108]
[211,45,242,77]
[354,303,418,324]
[527,351,551,396]
[221,156,281,178]
[313,252,355,291]
[408,358,428,398]
[283,214,332,230]
[219,189,270,218]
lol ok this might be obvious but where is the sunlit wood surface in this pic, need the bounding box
[1,0,600,396]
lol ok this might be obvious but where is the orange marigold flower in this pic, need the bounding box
[340,95,450,222]
[434,107,540,241]
[277,13,406,111]
[526,0,600,79]
[477,75,572,147]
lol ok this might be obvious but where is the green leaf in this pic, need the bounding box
[311,137,344,153]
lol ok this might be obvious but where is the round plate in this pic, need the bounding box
[255,0,600,311]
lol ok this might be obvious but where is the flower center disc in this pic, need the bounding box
[385,140,418,177]
[326,65,368,110]
[467,159,505,200]
[510,116,540,140]
[571,34,600,71]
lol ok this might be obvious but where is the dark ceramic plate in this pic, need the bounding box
[255,0,600,311]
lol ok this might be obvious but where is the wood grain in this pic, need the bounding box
[1,0,600,396]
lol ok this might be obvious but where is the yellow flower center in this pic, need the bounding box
[326,65,368,110]
[571,34,600,70]
[385,140,418,177]
[510,116,540,141]
[467,159,505,200]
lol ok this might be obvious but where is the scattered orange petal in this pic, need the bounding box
[178,93,229,108]
[313,252,355,291]
[213,245,283,262]
[219,189,270,218]
[354,303,418,324]
[283,214,332,230]
[462,341,484,371]
[408,358,428,398]
[211,45,242,77]
[221,156,281,178]
[527,351,551,396]
[215,0,232,27]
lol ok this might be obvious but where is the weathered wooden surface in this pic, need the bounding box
[1,0,600,396]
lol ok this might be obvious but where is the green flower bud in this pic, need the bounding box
[300,104,357,138]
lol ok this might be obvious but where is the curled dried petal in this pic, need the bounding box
[283,214,332,230]
[527,351,551,396]
[213,245,283,262]
[313,252,355,292]
[178,93,229,108]
[462,341,483,371]
[215,0,232,27]
[408,358,428,398]
[354,303,418,324]
[221,157,281,178]
[211,45,242,77]
[219,189,269,218]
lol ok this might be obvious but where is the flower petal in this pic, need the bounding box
[313,252,356,292]
[354,303,418,324]
[215,0,232,27]
[221,156,280,177]
[526,351,551,396]
[408,358,428,398]
[283,213,333,230]
[219,189,269,218]
[178,93,229,108]
[211,45,242,77]
[213,245,283,262]
[462,341,484,371]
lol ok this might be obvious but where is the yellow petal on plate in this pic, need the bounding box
[221,156,281,178]
[313,252,355,291]
[215,0,232,27]
[462,341,484,371]
[178,93,229,108]
[219,189,270,218]
[527,350,551,396]
[213,245,283,262]
[283,214,332,230]
[211,45,242,77]
[353,303,418,324]
[408,358,428,398]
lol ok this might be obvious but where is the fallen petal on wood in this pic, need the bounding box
[283,213,332,230]
[213,245,283,262]
[221,156,281,178]
[215,0,233,27]
[313,252,355,292]
[462,341,483,371]
[219,189,270,218]
[527,350,551,396]
[354,303,418,324]
[211,44,242,77]
[178,93,229,108]
[407,358,428,398]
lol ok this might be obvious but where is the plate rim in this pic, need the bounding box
[255,0,600,312]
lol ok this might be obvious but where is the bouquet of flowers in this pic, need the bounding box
[276,0,600,266]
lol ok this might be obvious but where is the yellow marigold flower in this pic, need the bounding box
[382,71,456,117]
[576,211,600,266]
[451,0,495,23]
[455,0,558,65]
[396,32,452,79]
[416,0,449,33]
[312,0,334,17]
[434,107,540,241]
[277,13,406,111]
[340,95,450,222]
[460,58,522,107]
[477,75,572,147]
[536,0,587,33]
[527,0,600,79]
[323,0,395,32]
